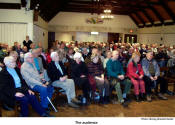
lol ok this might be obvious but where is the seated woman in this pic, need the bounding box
[71,52,91,104]
[0,56,48,117]
[126,52,146,102]
[47,52,80,108]
[87,54,110,104]
[9,51,22,68]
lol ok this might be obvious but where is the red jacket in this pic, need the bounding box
[126,61,144,79]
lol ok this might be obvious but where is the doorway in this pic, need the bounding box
[124,34,137,44]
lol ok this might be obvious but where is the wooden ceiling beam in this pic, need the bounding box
[129,14,139,28]
[159,0,175,23]
[0,3,21,9]
[145,1,164,25]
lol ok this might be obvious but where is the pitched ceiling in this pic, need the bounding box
[1,0,175,28]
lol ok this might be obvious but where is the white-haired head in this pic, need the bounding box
[50,52,57,60]
[74,52,84,62]
[50,51,59,62]
[24,52,33,63]
[74,52,82,60]
[4,56,16,68]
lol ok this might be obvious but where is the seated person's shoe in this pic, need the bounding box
[157,93,168,100]
[104,96,110,104]
[140,93,146,101]
[71,98,81,104]
[123,97,131,103]
[135,95,140,102]
[2,104,14,111]
[166,90,174,96]
[146,95,152,102]
[121,101,128,108]
[99,97,105,104]
[68,102,79,108]
[44,108,51,114]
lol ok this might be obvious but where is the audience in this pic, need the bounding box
[1,39,175,116]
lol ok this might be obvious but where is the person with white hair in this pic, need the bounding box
[21,52,54,111]
[47,51,80,108]
[0,56,49,117]
[70,52,91,104]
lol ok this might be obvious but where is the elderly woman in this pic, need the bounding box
[103,51,112,69]
[47,51,80,108]
[0,56,48,117]
[71,52,91,104]
[87,54,110,104]
[126,52,145,102]
[9,51,22,68]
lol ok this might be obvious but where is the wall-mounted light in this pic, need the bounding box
[91,32,99,35]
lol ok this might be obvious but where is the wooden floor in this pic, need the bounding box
[1,86,175,117]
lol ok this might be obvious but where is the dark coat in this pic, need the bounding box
[47,61,67,82]
[71,61,88,79]
[0,67,29,107]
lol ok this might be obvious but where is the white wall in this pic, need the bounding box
[76,32,108,42]
[55,32,74,42]
[55,31,108,42]
[0,8,34,41]
[34,16,49,50]
[0,23,27,46]
[137,25,175,45]
[33,25,48,50]
[49,12,137,33]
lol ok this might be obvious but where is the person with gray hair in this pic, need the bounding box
[47,51,80,108]
[0,56,49,117]
[21,52,54,111]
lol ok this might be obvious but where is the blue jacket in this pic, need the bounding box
[141,58,160,77]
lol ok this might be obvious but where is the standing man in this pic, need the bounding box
[23,35,33,52]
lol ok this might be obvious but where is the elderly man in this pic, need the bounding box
[0,56,49,117]
[142,50,170,102]
[21,52,54,111]
[47,51,80,108]
[106,50,132,107]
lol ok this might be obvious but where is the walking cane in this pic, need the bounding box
[47,96,58,112]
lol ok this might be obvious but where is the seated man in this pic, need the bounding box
[106,50,132,107]
[47,52,80,108]
[0,56,48,117]
[142,50,170,102]
[21,52,54,111]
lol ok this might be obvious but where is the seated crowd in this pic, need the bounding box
[0,38,175,117]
